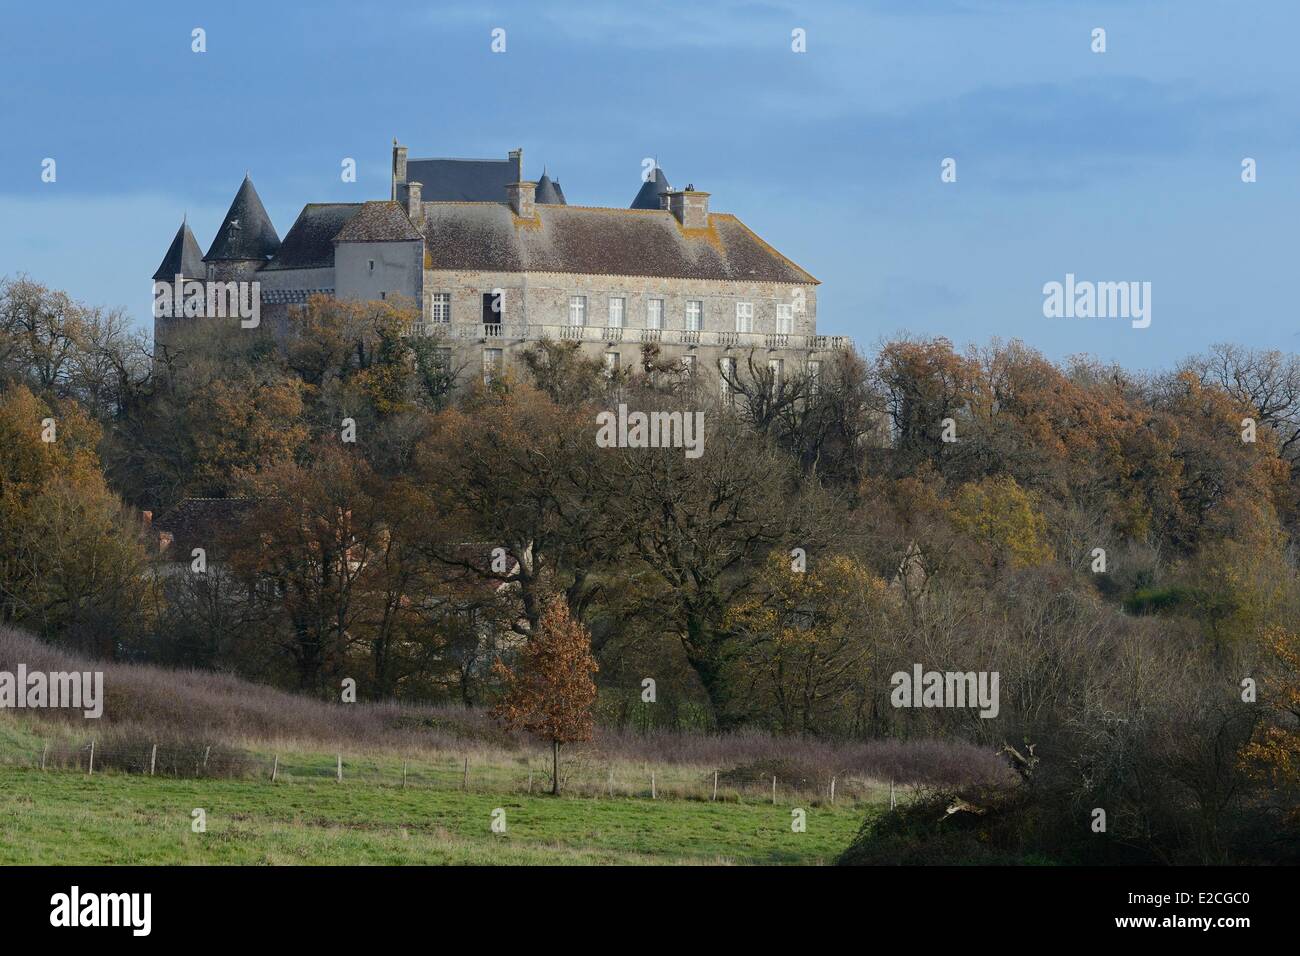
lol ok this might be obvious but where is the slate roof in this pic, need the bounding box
[630,167,671,209]
[405,155,523,202]
[535,173,566,205]
[153,221,207,280]
[262,203,361,271]
[333,201,423,242]
[421,204,817,284]
[204,176,281,262]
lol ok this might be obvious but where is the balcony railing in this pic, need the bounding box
[443,323,848,350]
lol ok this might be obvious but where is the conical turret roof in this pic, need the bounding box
[153,220,207,280]
[630,166,671,209]
[535,172,566,205]
[204,175,281,262]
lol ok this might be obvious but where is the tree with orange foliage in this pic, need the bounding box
[491,597,598,794]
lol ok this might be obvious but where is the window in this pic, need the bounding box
[682,354,697,376]
[604,352,620,376]
[569,295,587,326]
[735,302,754,334]
[368,259,375,273]
[608,297,625,328]
[776,303,793,335]
[429,292,450,324]
[685,300,702,332]
[647,298,664,330]
[808,359,821,392]
[720,356,736,404]
[483,348,503,384]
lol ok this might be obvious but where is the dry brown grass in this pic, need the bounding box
[0,626,1008,787]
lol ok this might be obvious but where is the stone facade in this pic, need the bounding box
[152,142,847,389]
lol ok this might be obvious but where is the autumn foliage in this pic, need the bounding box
[491,597,598,794]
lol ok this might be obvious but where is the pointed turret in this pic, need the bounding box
[630,166,671,209]
[204,175,281,263]
[535,171,566,205]
[153,220,206,281]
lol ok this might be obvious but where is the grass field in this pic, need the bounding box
[0,765,871,865]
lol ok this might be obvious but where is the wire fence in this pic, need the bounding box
[1,736,899,807]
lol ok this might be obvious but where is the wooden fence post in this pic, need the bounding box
[607,769,614,798]
[650,771,656,800]
[712,770,718,802]
[402,759,408,788]
[202,746,211,772]
[88,740,95,776]
[527,770,533,794]
[149,744,157,777]
[463,756,469,791]
[890,779,896,810]
[336,754,343,783]
[271,754,279,783]
[772,775,777,805]
[830,775,837,805]
[40,743,48,771]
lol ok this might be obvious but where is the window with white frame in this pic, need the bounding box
[685,300,702,332]
[569,295,587,326]
[604,351,620,376]
[483,348,503,384]
[720,356,736,404]
[808,359,821,392]
[647,298,664,330]
[682,354,697,375]
[776,303,793,335]
[735,302,754,333]
[429,292,451,324]
[608,297,625,328]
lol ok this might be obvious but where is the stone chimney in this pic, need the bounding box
[666,185,710,229]
[508,148,523,181]
[507,181,537,219]
[406,181,423,226]
[391,140,408,200]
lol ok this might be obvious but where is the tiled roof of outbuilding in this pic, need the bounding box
[333,201,423,242]
[154,497,257,559]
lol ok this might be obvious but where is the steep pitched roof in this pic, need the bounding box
[535,172,566,205]
[421,204,817,284]
[333,201,422,242]
[405,154,522,202]
[154,497,257,559]
[153,220,207,280]
[204,175,281,262]
[263,203,361,271]
[630,167,671,209]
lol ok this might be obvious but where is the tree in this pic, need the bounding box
[491,596,598,794]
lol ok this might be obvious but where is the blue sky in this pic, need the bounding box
[1,0,1297,369]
